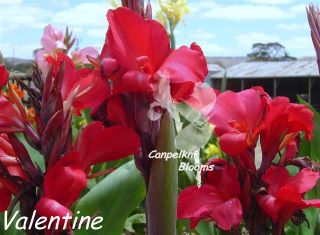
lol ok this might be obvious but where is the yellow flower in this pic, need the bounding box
[205,143,222,159]
[157,0,189,30]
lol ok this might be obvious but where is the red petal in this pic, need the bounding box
[261,166,290,195]
[75,121,140,170]
[285,168,320,194]
[0,187,11,212]
[35,197,73,229]
[256,194,282,222]
[72,70,110,113]
[183,83,217,117]
[177,184,242,230]
[0,65,9,89]
[219,132,247,156]
[0,96,24,133]
[117,70,154,93]
[106,95,129,126]
[43,154,87,207]
[107,7,170,72]
[157,43,208,91]
[211,198,242,230]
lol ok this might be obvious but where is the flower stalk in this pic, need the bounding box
[146,112,177,235]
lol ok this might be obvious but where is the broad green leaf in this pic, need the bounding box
[176,122,213,151]
[0,205,24,235]
[74,161,145,235]
[298,97,320,162]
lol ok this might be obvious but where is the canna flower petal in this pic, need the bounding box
[208,88,266,169]
[0,178,20,212]
[257,166,320,228]
[0,96,25,133]
[46,52,110,113]
[106,7,170,72]
[157,43,208,100]
[35,197,73,229]
[41,24,66,52]
[75,121,141,170]
[178,159,243,231]
[0,65,9,89]
[42,153,87,208]
[71,47,99,65]
[0,187,12,212]
[259,97,314,172]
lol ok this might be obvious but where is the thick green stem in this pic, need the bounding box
[146,112,177,235]
[169,25,176,49]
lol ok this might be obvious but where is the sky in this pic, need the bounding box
[0,0,317,59]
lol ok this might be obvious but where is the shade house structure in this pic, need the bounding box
[208,57,320,108]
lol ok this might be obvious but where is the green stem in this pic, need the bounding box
[146,112,178,235]
[169,24,176,49]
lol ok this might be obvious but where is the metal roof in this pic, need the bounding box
[209,59,320,79]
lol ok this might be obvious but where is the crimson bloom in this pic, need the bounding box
[35,121,141,229]
[46,52,110,113]
[208,88,267,170]
[74,121,141,171]
[0,134,28,212]
[177,159,243,231]
[259,97,314,173]
[0,96,26,133]
[35,154,86,229]
[257,166,320,234]
[103,7,208,102]
[0,64,9,89]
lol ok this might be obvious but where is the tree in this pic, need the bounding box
[247,42,296,61]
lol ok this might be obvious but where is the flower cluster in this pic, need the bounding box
[178,87,320,235]
[0,24,140,233]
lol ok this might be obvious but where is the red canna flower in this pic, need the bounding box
[74,121,141,171]
[46,52,110,113]
[35,121,141,228]
[0,65,9,89]
[259,97,314,173]
[103,7,208,102]
[35,154,86,228]
[0,134,28,212]
[208,88,267,170]
[0,96,25,133]
[256,166,320,234]
[177,159,243,231]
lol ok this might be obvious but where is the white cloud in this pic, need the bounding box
[285,37,314,51]
[276,23,309,31]
[189,1,307,21]
[235,32,279,50]
[53,2,112,27]
[0,4,52,30]
[192,29,216,40]
[248,0,294,4]
[192,3,295,20]
[197,42,226,55]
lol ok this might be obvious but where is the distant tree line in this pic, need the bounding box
[247,42,296,61]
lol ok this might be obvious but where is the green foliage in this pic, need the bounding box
[75,161,145,235]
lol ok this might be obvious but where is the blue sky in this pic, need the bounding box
[0,0,317,59]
